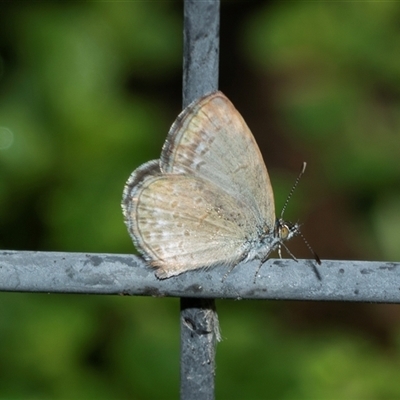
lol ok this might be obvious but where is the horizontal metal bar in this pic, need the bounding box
[0,250,399,302]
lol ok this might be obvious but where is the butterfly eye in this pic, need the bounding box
[275,218,290,240]
[279,224,290,240]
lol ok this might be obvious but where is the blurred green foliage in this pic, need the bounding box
[244,1,400,262]
[1,2,400,399]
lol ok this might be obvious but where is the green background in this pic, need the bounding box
[1,2,400,399]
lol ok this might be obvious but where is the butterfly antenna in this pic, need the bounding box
[280,162,307,218]
[279,162,321,265]
[298,230,321,265]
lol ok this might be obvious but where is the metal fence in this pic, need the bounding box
[1,1,400,400]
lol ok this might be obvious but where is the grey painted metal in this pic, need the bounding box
[182,0,220,106]
[181,1,220,399]
[180,298,220,400]
[0,251,399,303]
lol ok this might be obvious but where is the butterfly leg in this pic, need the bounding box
[281,242,298,262]
[221,263,238,282]
[253,250,274,283]
[221,252,248,282]
[253,261,265,284]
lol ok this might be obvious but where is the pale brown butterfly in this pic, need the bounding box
[122,91,319,279]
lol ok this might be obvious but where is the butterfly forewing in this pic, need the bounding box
[161,92,276,231]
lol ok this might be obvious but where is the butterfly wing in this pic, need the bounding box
[122,161,256,278]
[161,91,276,231]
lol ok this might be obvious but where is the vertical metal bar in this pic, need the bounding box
[180,1,220,400]
[182,0,220,105]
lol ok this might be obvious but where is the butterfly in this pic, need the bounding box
[122,91,319,279]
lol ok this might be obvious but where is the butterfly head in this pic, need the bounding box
[275,218,299,242]
[274,217,321,265]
